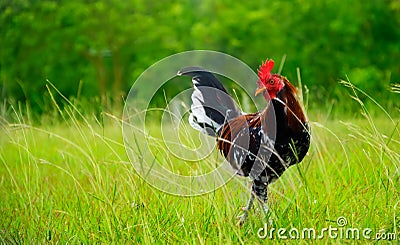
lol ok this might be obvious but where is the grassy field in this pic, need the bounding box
[1,92,399,243]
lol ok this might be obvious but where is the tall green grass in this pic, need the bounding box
[0,81,399,243]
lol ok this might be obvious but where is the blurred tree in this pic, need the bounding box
[0,0,399,113]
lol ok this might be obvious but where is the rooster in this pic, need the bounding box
[178,59,310,225]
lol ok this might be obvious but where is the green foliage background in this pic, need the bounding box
[1,0,399,113]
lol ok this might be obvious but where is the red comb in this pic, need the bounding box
[257,59,275,81]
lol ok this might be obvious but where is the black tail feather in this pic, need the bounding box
[178,67,241,135]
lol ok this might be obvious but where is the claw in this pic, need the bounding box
[236,213,248,226]
[236,193,255,226]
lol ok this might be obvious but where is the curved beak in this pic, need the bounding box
[255,86,266,96]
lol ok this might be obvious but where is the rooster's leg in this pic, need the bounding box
[252,178,269,217]
[261,201,269,214]
[258,199,269,216]
[237,178,269,225]
[237,193,255,226]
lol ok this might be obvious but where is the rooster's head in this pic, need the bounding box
[255,59,285,101]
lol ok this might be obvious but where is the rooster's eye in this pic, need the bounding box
[268,79,275,85]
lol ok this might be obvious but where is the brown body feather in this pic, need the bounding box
[281,77,307,132]
[217,113,261,161]
[217,79,306,157]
